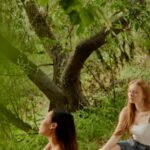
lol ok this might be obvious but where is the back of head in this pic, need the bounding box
[51,110,78,150]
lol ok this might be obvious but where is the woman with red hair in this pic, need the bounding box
[100,79,150,150]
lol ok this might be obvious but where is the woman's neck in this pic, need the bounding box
[135,104,149,113]
[47,135,62,150]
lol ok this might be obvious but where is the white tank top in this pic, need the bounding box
[130,112,150,146]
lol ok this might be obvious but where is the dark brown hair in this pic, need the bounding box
[51,110,78,150]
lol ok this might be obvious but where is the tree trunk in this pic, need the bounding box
[0,16,128,111]
[21,0,129,111]
[22,0,65,86]
[61,17,127,111]
[22,0,68,109]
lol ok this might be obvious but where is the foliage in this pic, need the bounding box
[0,96,125,150]
[0,0,150,149]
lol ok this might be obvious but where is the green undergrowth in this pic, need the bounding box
[0,96,125,150]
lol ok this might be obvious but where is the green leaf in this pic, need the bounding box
[59,0,76,10]
[134,23,139,31]
[76,23,84,35]
[69,10,81,25]
[38,0,49,6]
[79,8,93,27]
[87,6,100,19]
[59,0,81,14]
[98,8,112,29]
[114,23,123,30]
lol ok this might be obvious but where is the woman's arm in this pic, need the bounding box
[100,107,128,150]
[101,135,121,150]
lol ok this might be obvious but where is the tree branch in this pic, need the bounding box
[0,104,32,132]
[21,0,65,85]
[62,17,127,83]
[0,33,67,109]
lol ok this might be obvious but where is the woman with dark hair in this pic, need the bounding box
[39,110,78,150]
[99,79,150,150]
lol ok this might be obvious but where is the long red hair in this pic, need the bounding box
[114,79,150,136]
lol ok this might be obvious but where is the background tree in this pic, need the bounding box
[0,0,150,149]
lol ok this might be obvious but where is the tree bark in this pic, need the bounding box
[21,0,65,86]
[0,16,128,111]
[61,17,127,110]
[20,0,90,110]
[0,33,68,110]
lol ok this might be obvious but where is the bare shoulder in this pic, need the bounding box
[43,143,51,150]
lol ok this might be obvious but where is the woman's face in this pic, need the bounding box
[128,83,145,104]
[39,111,53,136]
